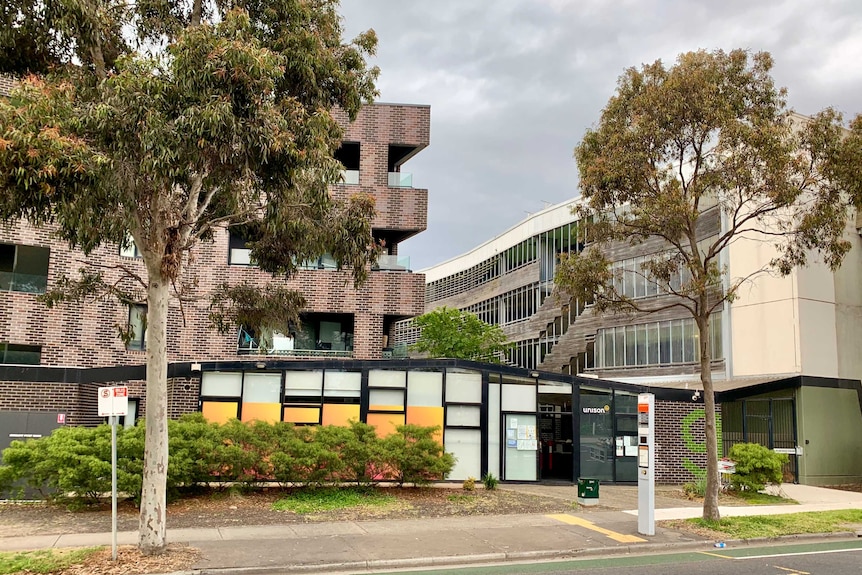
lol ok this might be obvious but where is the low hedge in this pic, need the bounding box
[0,414,455,503]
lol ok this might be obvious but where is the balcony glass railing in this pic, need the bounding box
[340,170,360,185]
[0,271,48,294]
[388,172,413,188]
[373,254,410,272]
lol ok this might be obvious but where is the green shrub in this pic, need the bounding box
[0,418,456,500]
[482,473,498,490]
[462,476,476,491]
[340,421,385,484]
[381,424,455,486]
[728,443,788,492]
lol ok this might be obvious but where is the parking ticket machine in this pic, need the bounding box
[637,393,655,536]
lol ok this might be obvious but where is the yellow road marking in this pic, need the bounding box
[546,514,647,543]
[775,567,809,574]
[698,551,733,559]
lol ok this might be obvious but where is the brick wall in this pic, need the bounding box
[0,376,201,427]
[0,103,430,367]
[655,400,722,484]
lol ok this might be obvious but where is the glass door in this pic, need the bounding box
[613,392,638,482]
[503,413,537,481]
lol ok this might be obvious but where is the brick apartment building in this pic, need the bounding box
[1,102,430,368]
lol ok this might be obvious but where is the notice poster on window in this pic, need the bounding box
[507,429,516,440]
[510,418,518,429]
[517,425,527,440]
[526,425,537,440]
[516,439,538,451]
[615,437,624,457]
[507,439,517,448]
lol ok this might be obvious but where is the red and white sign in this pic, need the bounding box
[57,413,66,424]
[98,386,129,417]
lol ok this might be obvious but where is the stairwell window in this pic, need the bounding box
[128,305,147,351]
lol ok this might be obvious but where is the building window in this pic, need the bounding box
[0,243,49,294]
[335,142,360,185]
[119,234,141,258]
[0,343,41,365]
[128,305,147,351]
[228,231,253,265]
[595,313,722,369]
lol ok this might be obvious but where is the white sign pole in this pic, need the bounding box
[111,414,118,561]
[98,386,127,562]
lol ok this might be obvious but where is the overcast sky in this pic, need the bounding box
[338,0,862,271]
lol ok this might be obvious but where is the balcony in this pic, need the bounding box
[388,172,413,188]
[373,254,411,272]
[340,169,359,185]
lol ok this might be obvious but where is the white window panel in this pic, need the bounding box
[284,370,323,396]
[447,405,481,427]
[201,372,242,398]
[369,370,406,388]
[324,371,361,397]
[501,383,536,412]
[407,371,443,407]
[369,388,403,409]
[445,429,481,481]
[242,372,282,403]
[445,371,481,403]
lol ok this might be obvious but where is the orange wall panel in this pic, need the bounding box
[202,401,239,424]
[367,413,405,437]
[322,404,360,426]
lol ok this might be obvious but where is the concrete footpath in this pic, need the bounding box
[2,484,862,574]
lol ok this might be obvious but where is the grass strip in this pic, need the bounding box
[272,487,395,514]
[0,547,101,574]
[687,509,862,539]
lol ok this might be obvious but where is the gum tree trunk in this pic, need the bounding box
[138,272,170,554]
[697,310,721,522]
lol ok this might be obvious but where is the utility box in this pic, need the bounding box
[577,478,599,505]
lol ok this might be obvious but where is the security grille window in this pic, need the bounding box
[505,338,538,370]
[594,313,722,368]
[424,221,582,304]
[462,283,539,327]
[0,343,41,365]
[0,243,49,294]
[609,254,693,299]
[128,305,147,351]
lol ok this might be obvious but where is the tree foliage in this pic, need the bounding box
[0,0,380,554]
[555,49,862,521]
[410,306,509,362]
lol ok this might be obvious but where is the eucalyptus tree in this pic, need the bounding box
[556,49,862,521]
[0,0,380,553]
[411,307,510,362]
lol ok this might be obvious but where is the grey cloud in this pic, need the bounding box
[340,0,862,269]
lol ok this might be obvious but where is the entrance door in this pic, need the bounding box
[538,409,574,481]
[538,392,574,482]
[614,414,638,482]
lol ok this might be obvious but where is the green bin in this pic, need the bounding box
[577,478,599,500]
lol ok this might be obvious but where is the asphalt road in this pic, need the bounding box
[364,539,862,575]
